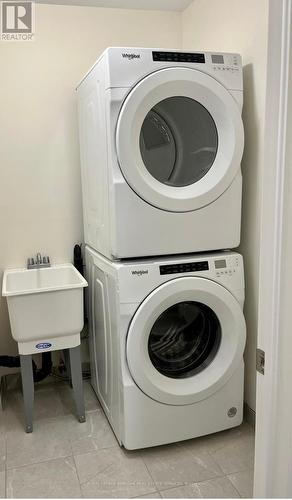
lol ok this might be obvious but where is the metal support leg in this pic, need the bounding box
[63,349,72,387]
[69,346,85,423]
[0,375,6,410]
[20,355,34,433]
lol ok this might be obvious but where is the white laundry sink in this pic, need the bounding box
[2,264,88,354]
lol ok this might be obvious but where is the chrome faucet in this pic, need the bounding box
[27,253,51,269]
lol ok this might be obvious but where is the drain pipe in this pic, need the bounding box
[32,352,52,382]
[0,356,20,368]
[0,353,52,383]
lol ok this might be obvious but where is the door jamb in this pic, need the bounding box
[254,0,292,496]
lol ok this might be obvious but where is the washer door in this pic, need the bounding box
[126,277,246,405]
[116,67,244,212]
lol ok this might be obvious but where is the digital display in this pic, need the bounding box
[211,54,224,64]
[160,261,209,275]
[215,259,227,269]
[153,51,205,64]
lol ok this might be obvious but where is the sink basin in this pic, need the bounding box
[2,264,88,354]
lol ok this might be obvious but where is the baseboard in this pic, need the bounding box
[244,402,256,428]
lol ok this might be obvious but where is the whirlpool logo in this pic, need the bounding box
[132,270,148,277]
[122,53,141,60]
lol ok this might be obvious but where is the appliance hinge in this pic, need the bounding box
[256,348,265,375]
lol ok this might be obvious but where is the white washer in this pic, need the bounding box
[77,48,244,259]
[86,246,246,450]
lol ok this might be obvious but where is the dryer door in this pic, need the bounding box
[126,277,246,405]
[116,67,244,212]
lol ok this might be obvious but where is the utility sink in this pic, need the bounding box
[2,264,88,355]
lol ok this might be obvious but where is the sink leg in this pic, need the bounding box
[20,355,34,433]
[63,349,72,388]
[69,345,86,423]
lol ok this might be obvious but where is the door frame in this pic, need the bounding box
[254,0,292,496]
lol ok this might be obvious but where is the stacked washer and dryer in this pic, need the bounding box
[77,48,246,450]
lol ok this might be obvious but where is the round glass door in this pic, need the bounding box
[148,301,221,379]
[126,276,246,405]
[116,67,244,212]
[140,97,218,187]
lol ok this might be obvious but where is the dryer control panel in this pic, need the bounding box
[153,51,205,63]
[84,48,243,93]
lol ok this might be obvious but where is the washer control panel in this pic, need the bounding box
[214,255,240,277]
[116,252,244,303]
[160,261,209,275]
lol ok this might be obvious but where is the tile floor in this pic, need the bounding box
[0,379,254,498]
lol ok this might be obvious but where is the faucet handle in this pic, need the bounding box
[36,252,42,264]
[27,257,34,268]
[43,256,51,266]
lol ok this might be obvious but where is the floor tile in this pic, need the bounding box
[179,423,253,456]
[57,380,100,414]
[25,409,117,453]
[140,443,222,491]
[6,417,72,469]
[74,446,156,498]
[33,388,65,420]
[136,492,161,498]
[1,404,24,434]
[5,386,65,421]
[209,432,254,475]
[6,457,81,498]
[4,380,99,426]
[2,381,255,499]
[228,468,254,498]
[0,434,6,472]
[160,476,240,498]
[0,470,5,499]
[0,411,6,431]
[65,409,118,455]
[33,378,60,392]
[180,424,254,475]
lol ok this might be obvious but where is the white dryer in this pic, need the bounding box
[86,246,246,450]
[77,48,244,259]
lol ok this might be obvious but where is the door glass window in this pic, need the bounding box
[148,301,221,379]
[139,97,218,187]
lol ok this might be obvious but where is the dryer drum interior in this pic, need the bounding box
[139,97,218,187]
[148,301,221,379]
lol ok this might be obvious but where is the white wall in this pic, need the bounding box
[0,1,268,413]
[0,3,181,356]
[182,0,269,411]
